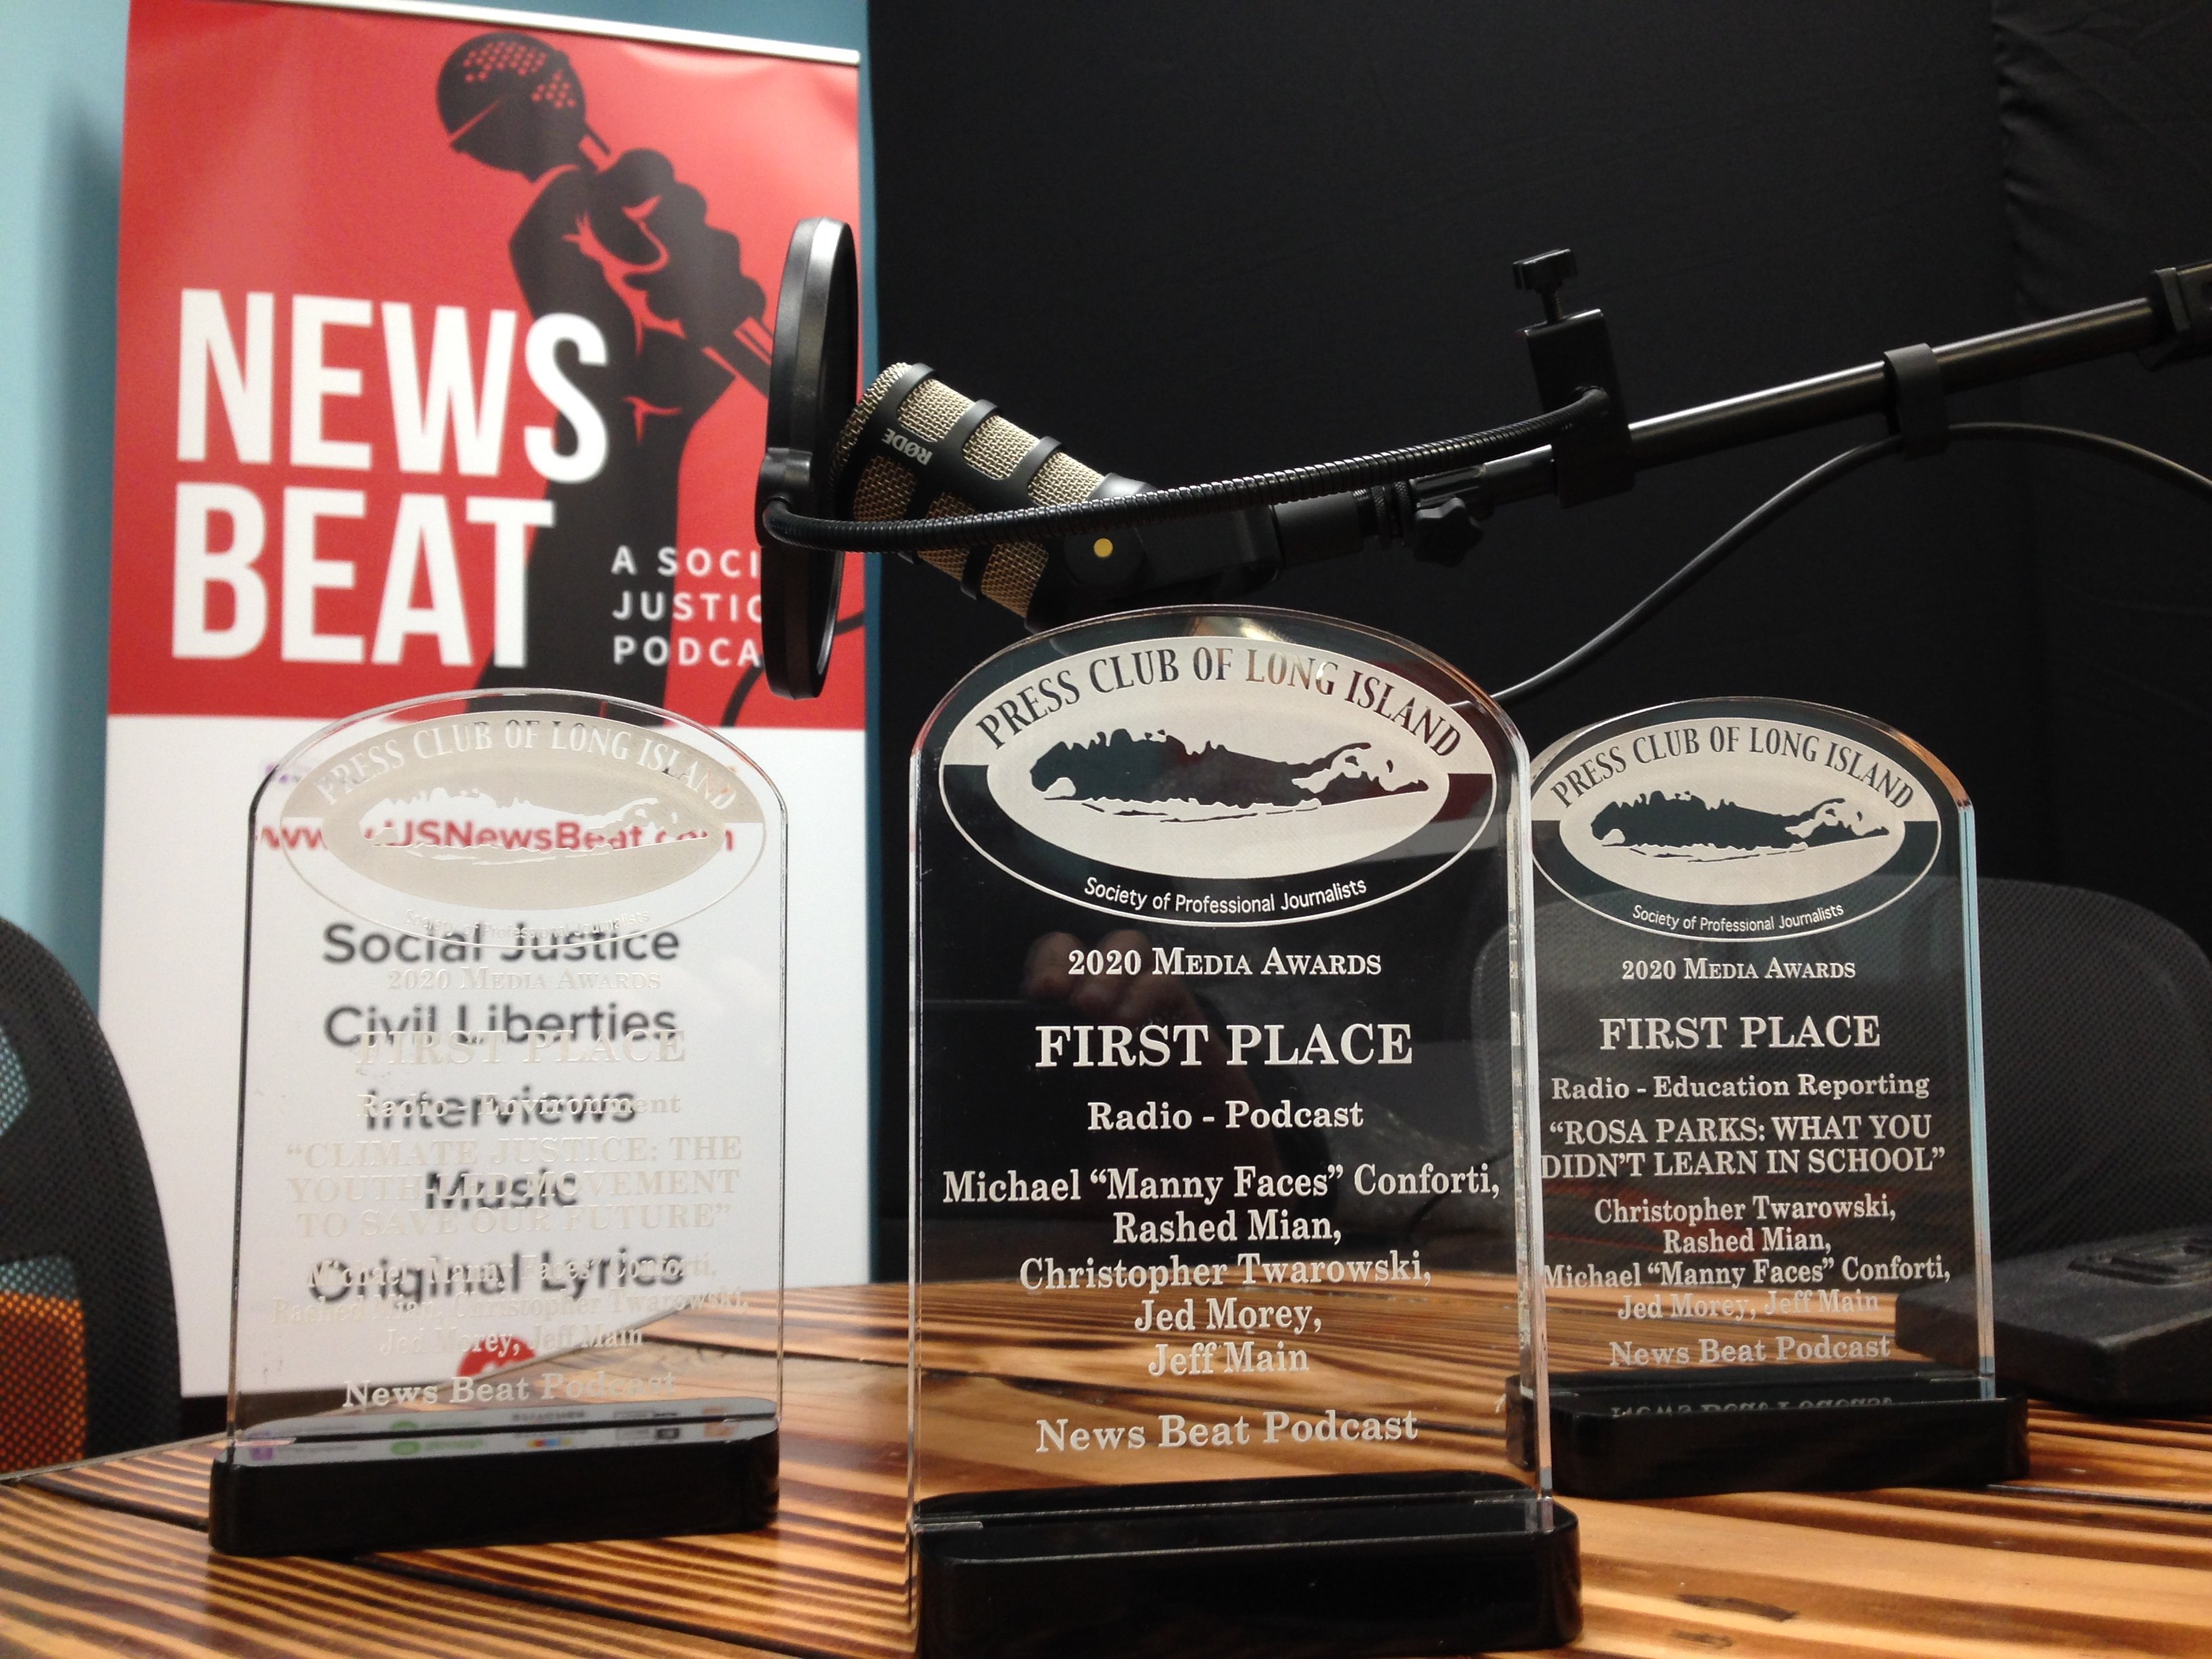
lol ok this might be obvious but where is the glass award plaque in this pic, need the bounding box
[1516,697,2025,1498]
[211,691,783,1556]
[909,608,1579,1659]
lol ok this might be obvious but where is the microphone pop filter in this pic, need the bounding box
[758,218,859,700]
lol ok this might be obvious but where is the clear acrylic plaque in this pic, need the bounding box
[214,691,784,1554]
[908,608,1578,1659]
[1521,697,2019,1498]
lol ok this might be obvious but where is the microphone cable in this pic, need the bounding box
[1493,422,2212,704]
[760,388,1612,549]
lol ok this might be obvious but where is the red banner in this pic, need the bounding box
[103,0,870,1395]
[110,0,863,729]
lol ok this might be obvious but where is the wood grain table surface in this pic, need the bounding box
[9,1279,2212,1658]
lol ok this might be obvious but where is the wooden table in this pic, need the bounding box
[8,1281,2212,1658]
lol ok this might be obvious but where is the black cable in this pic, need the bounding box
[1491,438,1898,703]
[1493,421,2212,704]
[761,387,1611,551]
[1951,420,2212,501]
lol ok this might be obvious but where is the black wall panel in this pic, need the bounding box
[1992,0,2212,954]
[865,2,2207,1267]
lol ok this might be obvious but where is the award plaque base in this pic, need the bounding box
[914,1472,1581,1659]
[223,695,790,1561]
[209,1404,777,1557]
[1509,1370,2026,1500]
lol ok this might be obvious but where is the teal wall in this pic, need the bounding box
[0,0,865,997]
[0,0,129,996]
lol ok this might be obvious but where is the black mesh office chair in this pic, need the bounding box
[0,919,179,1470]
[1979,879,2212,1259]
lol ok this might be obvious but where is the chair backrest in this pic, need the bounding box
[1979,879,2212,1259]
[0,919,178,1468]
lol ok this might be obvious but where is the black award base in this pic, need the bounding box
[209,1401,777,1557]
[1509,1368,2027,1500]
[913,1471,1581,1659]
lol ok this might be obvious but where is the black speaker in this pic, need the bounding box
[1898,1228,2212,1410]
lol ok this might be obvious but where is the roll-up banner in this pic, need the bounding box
[102,0,865,1393]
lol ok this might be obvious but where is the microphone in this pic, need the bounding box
[756,220,1577,697]
[827,359,1146,616]
[816,360,1300,627]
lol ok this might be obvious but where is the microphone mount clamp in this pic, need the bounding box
[1381,245,1639,565]
[1511,247,1635,504]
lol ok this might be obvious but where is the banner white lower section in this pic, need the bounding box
[100,714,869,1395]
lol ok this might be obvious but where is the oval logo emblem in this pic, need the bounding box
[272,703,769,942]
[936,614,1502,926]
[1532,700,1949,939]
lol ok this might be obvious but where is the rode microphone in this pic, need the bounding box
[816,361,1313,630]
[756,220,1610,697]
[756,218,2212,701]
[827,359,1158,619]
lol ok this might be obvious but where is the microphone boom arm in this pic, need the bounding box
[1469,260,2212,514]
[756,222,2212,697]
